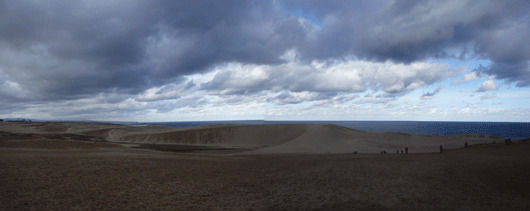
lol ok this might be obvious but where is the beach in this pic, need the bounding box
[1,121,529,210]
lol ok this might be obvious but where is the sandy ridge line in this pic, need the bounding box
[1,121,507,154]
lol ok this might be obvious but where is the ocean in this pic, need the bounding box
[145,121,530,140]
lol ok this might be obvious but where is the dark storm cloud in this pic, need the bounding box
[482,61,530,87]
[0,0,305,102]
[1,0,530,110]
[283,0,530,86]
[0,0,158,101]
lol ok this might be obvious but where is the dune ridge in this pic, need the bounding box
[121,124,308,147]
[0,122,504,153]
[246,124,503,154]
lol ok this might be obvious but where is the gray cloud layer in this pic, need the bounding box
[0,0,529,111]
[420,85,445,100]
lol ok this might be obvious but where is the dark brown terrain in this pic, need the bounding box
[1,122,529,210]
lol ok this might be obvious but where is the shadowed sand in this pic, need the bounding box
[0,122,505,154]
[1,121,529,210]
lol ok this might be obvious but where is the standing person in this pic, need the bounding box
[397,150,399,154]
[440,145,443,153]
[405,148,408,154]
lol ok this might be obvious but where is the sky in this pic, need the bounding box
[0,0,529,122]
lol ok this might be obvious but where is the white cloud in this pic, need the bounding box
[465,101,483,108]
[355,97,395,104]
[492,101,503,105]
[272,91,329,105]
[452,72,479,84]
[474,79,498,92]
[201,54,466,98]
[136,81,196,102]
[480,93,497,100]
[0,79,28,98]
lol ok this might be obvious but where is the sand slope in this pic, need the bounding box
[0,122,504,153]
[121,124,308,147]
[245,124,503,154]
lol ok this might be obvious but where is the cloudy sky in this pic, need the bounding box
[1,0,529,122]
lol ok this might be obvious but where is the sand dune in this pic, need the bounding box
[120,124,308,147]
[2,121,528,210]
[0,122,504,153]
[245,124,503,154]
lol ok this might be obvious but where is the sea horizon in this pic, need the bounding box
[3,118,529,140]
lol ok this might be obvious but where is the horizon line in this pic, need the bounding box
[2,118,529,123]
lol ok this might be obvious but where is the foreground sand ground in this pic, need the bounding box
[1,122,529,210]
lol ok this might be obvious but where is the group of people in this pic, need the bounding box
[358,144,479,155]
[368,143,478,155]
[379,147,409,154]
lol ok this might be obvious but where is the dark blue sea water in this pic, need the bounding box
[145,121,530,140]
